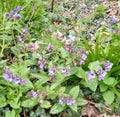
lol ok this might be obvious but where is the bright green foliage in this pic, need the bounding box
[0,0,120,116]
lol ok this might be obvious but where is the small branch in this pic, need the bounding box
[84,97,111,111]
[50,0,55,12]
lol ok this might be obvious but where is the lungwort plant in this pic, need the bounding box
[0,0,120,116]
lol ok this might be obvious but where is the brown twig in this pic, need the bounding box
[50,0,55,12]
[84,97,112,111]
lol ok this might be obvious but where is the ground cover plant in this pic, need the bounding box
[0,0,120,116]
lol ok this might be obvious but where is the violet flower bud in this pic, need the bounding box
[59,99,64,105]
[80,60,84,65]
[104,61,113,71]
[111,17,117,23]
[47,43,52,51]
[13,77,21,84]
[3,73,13,82]
[87,71,96,82]
[65,72,70,76]
[61,68,67,73]
[97,69,106,81]
[20,79,26,84]
[32,91,38,99]
[76,14,83,19]
[81,54,87,60]
[66,99,72,105]
[66,40,71,45]
[84,8,89,14]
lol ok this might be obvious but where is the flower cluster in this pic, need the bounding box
[87,71,96,81]
[3,70,26,84]
[61,68,70,77]
[49,67,56,76]
[76,14,83,19]
[80,53,87,65]
[84,8,89,14]
[104,61,113,72]
[87,60,113,81]
[5,6,22,20]
[65,40,74,53]
[47,43,53,51]
[97,69,107,81]
[38,58,47,69]
[58,96,76,106]
[17,26,29,44]
[26,90,47,104]
[29,42,39,51]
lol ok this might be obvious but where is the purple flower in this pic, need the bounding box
[81,54,87,60]
[105,19,110,24]
[97,69,106,81]
[5,70,12,74]
[73,62,78,66]
[48,68,55,76]
[65,72,70,76]
[20,79,26,84]
[3,73,13,82]
[111,17,117,23]
[110,28,117,33]
[87,71,96,82]
[61,68,67,73]
[104,61,113,71]
[9,13,14,20]
[17,36,22,41]
[76,14,83,19]
[59,99,64,105]
[66,99,72,105]
[80,60,84,65]
[39,63,44,69]
[13,14,22,20]
[32,91,38,99]
[84,8,89,14]
[13,6,22,13]
[66,40,71,45]
[97,20,101,27]
[47,43,52,51]
[13,77,20,84]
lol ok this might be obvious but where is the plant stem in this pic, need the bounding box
[51,0,55,12]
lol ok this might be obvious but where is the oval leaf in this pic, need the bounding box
[103,91,115,104]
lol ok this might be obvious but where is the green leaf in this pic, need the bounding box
[40,100,51,109]
[0,95,7,107]
[103,77,115,86]
[59,47,69,58]
[85,78,98,92]
[69,103,78,112]
[50,104,66,114]
[24,79,33,89]
[33,73,49,87]
[88,61,101,72]
[50,72,65,90]
[5,110,16,117]
[69,67,78,75]
[76,67,87,79]
[100,83,108,92]
[103,91,115,104]
[21,98,38,107]
[77,98,87,106]
[69,86,79,98]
